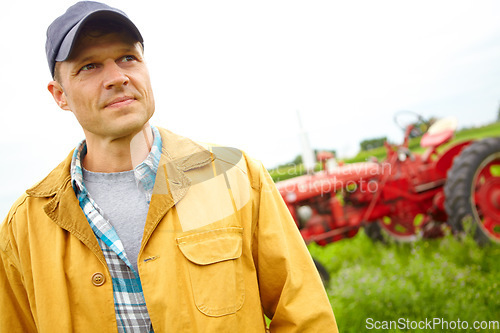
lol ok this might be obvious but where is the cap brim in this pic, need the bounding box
[55,10,143,62]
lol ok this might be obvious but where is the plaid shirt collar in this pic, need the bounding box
[71,126,162,203]
[69,125,161,333]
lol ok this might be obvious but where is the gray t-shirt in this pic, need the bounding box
[83,168,149,272]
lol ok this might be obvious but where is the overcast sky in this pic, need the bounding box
[2,0,500,216]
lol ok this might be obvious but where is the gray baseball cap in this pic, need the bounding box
[45,1,144,78]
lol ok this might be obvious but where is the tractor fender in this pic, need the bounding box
[435,140,473,177]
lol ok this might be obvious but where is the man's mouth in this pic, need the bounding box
[105,96,136,108]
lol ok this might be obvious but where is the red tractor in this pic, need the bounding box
[276,112,500,248]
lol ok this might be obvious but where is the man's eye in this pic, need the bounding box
[121,55,136,62]
[80,63,96,71]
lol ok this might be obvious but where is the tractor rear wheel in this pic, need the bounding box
[444,137,500,244]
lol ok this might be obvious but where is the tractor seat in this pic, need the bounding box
[420,117,458,148]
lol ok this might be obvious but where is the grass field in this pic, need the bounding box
[308,231,500,332]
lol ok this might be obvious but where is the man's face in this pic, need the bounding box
[49,30,155,142]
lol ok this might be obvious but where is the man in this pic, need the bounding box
[0,1,338,332]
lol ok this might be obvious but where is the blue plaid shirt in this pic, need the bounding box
[71,126,162,333]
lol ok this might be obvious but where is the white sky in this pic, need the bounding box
[2,0,500,216]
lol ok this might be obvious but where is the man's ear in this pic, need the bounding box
[48,81,70,111]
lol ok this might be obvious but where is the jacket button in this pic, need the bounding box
[91,272,106,286]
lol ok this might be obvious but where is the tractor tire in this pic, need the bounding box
[363,221,386,243]
[444,137,500,244]
[364,220,417,243]
[313,258,330,286]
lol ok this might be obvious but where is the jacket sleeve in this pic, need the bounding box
[252,162,338,332]
[0,209,38,332]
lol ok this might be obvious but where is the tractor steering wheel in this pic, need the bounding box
[393,110,428,137]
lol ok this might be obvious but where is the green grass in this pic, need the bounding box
[454,122,500,142]
[308,231,500,332]
[343,122,500,163]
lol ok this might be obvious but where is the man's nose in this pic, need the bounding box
[102,62,129,89]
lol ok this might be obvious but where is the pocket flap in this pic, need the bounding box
[176,227,243,265]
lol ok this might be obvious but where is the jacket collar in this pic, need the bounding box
[26,127,213,198]
[26,150,74,198]
[157,127,213,172]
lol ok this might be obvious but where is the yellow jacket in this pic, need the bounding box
[0,128,338,332]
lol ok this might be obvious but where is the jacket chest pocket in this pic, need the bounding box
[176,227,245,317]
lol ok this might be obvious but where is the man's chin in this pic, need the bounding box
[105,122,148,140]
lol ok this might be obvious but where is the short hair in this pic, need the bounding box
[53,19,144,83]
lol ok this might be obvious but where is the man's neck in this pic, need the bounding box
[82,124,154,173]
